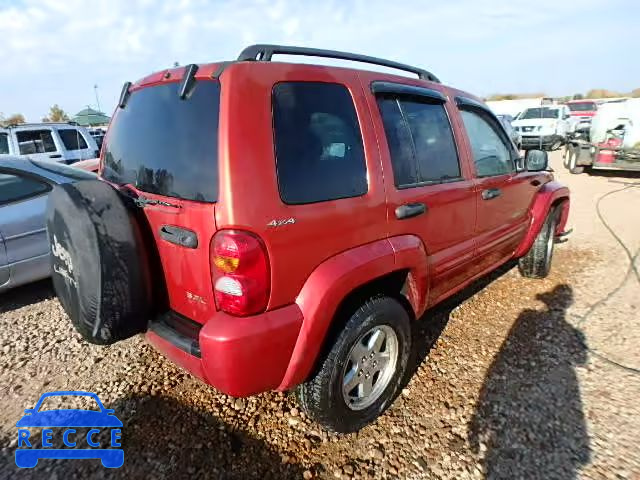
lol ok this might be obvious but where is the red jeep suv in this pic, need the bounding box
[47,45,570,432]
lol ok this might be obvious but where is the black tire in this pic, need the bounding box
[46,180,152,344]
[518,210,557,279]
[568,148,584,174]
[297,296,411,433]
[550,138,563,151]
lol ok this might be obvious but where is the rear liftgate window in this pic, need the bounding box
[103,81,220,202]
[272,82,368,205]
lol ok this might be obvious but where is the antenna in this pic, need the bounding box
[94,85,101,113]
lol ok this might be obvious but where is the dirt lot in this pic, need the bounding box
[1,151,639,479]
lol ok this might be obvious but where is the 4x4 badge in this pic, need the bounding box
[267,218,296,228]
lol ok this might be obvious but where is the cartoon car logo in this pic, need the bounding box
[15,391,123,468]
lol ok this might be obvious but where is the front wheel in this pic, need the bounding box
[297,296,411,432]
[518,210,557,278]
[567,147,585,174]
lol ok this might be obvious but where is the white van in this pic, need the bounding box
[512,105,571,151]
[0,123,99,164]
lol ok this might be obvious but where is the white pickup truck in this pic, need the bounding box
[512,105,572,151]
[0,123,99,164]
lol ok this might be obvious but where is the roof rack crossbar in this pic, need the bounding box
[237,44,440,83]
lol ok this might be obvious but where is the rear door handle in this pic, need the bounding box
[395,202,427,220]
[481,188,502,200]
[160,225,198,248]
[49,154,62,159]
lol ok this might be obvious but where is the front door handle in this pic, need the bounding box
[49,154,62,159]
[481,188,502,200]
[395,202,427,220]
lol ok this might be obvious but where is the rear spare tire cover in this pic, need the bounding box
[47,180,151,344]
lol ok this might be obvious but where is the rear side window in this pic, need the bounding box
[377,97,460,187]
[0,133,8,154]
[103,80,220,203]
[0,171,50,205]
[272,82,367,205]
[58,129,88,150]
[16,130,57,155]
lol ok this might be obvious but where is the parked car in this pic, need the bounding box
[496,114,522,150]
[512,105,572,150]
[48,44,570,433]
[0,123,99,164]
[88,128,106,150]
[0,156,96,292]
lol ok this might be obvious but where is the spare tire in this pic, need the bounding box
[46,180,151,344]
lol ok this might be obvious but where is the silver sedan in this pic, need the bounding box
[0,156,96,292]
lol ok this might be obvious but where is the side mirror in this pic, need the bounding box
[525,149,549,171]
[24,409,35,415]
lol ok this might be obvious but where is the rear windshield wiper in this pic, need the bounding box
[134,196,182,209]
[179,64,199,99]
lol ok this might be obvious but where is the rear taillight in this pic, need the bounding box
[210,230,270,316]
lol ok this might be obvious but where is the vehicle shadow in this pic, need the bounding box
[3,394,306,480]
[586,168,640,180]
[403,261,516,384]
[0,279,55,314]
[469,284,590,479]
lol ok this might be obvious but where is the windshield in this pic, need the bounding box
[102,80,220,203]
[568,102,596,112]
[36,394,101,412]
[519,108,558,119]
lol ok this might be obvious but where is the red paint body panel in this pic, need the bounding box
[513,181,570,258]
[147,304,302,397]
[146,331,208,383]
[216,63,388,312]
[277,238,397,390]
[199,304,303,396]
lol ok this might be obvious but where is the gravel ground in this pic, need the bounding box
[0,151,638,479]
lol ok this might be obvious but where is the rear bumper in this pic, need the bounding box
[146,304,303,397]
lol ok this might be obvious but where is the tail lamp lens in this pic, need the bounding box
[210,230,270,316]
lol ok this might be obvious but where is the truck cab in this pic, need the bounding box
[513,105,571,150]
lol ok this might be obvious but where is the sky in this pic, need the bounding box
[1,0,639,121]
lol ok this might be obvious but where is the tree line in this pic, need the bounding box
[487,88,640,102]
[0,104,69,127]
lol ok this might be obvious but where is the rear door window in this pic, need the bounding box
[58,129,88,150]
[0,171,50,205]
[0,133,9,154]
[16,130,57,155]
[102,80,220,203]
[377,97,461,187]
[272,82,368,204]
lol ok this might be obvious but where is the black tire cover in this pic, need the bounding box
[46,180,151,344]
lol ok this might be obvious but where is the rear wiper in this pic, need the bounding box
[179,64,199,99]
[134,196,182,209]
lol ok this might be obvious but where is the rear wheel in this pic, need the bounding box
[297,296,411,432]
[518,210,557,279]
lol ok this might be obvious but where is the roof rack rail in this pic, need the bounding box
[237,44,440,83]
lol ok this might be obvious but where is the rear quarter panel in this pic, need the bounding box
[216,62,388,310]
